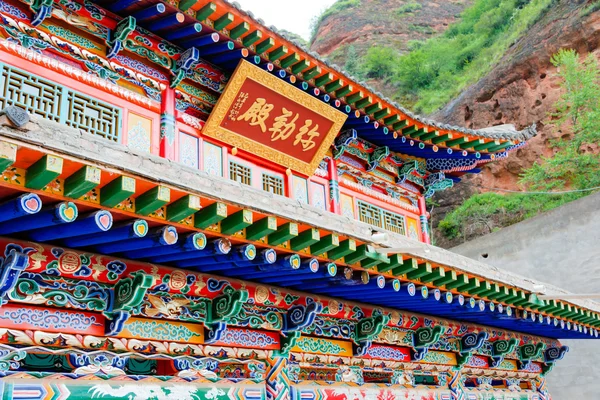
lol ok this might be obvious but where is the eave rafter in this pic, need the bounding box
[0,115,596,340]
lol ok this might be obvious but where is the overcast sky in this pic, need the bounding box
[234,0,337,40]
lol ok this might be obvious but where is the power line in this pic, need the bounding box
[465,182,600,195]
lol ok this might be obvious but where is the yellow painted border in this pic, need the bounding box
[202,60,348,176]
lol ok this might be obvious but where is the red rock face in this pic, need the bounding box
[311,0,600,247]
[310,0,473,64]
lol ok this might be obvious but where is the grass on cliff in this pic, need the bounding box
[310,0,361,41]
[343,0,557,113]
[438,50,600,242]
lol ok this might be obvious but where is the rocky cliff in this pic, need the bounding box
[311,0,473,66]
[310,0,600,248]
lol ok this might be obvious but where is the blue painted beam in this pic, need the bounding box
[184,244,257,271]
[109,0,142,13]
[95,226,178,254]
[180,33,220,48]
[122,232,206,259]
[130,4,166,22]
[164,23,203,41]
[149,12,186,31]
[0,202,77,235]
[64,220,147,248]
[197,41,235,56]
[150,238,231,264]
[0,193,41,223]
[29,210,113,242]
[208,49,249,64]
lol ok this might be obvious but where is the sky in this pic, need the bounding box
[233,0,337,41]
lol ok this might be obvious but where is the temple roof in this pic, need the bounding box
[70,0,535,161]
[0,115,597,340]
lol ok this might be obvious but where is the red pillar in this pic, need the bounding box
[418,196,431,244]
[160,87,176,161]
[328,157,341,215]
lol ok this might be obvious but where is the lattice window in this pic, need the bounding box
[65,92,120,142]
[0,65,62,121]
[357,200,382,227]
[262,174,284,196]
[383,210,406,235]
[229,161,252,185]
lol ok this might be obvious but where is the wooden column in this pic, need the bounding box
[266,354,291,400]
[328,157,341,215]
[160,87,177,161]
[418,196,431,244]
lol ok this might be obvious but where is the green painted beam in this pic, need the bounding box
[310,233,339,256]
[242,30,262,47]
[291,60,310,75]
[455,277,480,293]
[214,12,234,31]
[473,140,498,151]
[406,262,432,280]
[290,228,320,251]
[25,155,63,190]
[391,257,419,276]
[64,165,101,199]
[178,0,198,12]
[419,266,445,284]
[377,254,403,273]
[344,244,376,265]
[496,287,518,303]
[392,120,409,131]
[246,216,277,241]
[420,130,439,141]
[280,53,300,69]
[459,138,485,150]
[355,96,373,109]
[230,21,250,39]
[324,79,343,93]
[256,37,275,54]
[195,3,217,21]
[167,195,202,222]
[221,209,253,234]
[195,202,228,229]
[373,107,390,120]
[445,137,469,147]
[327,239,356,260]
[401,126,418,137]
[100,176,136,208]
[365,102,382,115]
[484,283,502,300]
[488,141,514,152]
[467,280,490,296]
[135,186,171,216]
[432,269,457,287]
[302,66,321,80]
[0,141,17,172]
[315,72,334,87]
[345,91,363,105]
[444,274,469,290]
[383,114,400,125]
[409,128,428,139]
[268,46,288,61]
[335,84,353,98]
[362,253,388,269]
[431,133,452,144]
[268,222,298,246]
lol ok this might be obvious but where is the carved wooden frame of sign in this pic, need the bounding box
[202,60,347,176]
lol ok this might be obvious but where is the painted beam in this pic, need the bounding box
[242,30,263,47]
[135,186,171,216]
[230,21,250,39]
[195,202,228,229]
[214,12,234,31]
[327,239,356,260]
[406,262,432,280]
[166,195,201,222]
[245,216,278,241]
[310,234,339,256]
[100,176,136,208]
[268,222,298,246]
[195,2,217,21]
[0,201,77,235]
[64,165,101,199]
[0,141,17,172]
[25,155,63,190]
[290,228,320,251]
[29,210,112,241]
[0,193,42,223]
[221,209,253,234]
[65,220,148,248]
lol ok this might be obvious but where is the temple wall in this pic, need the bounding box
[452,191,600,399]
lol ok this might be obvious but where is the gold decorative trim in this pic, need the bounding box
[202,60,347,176]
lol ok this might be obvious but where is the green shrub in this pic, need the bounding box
[395,2,422,15]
